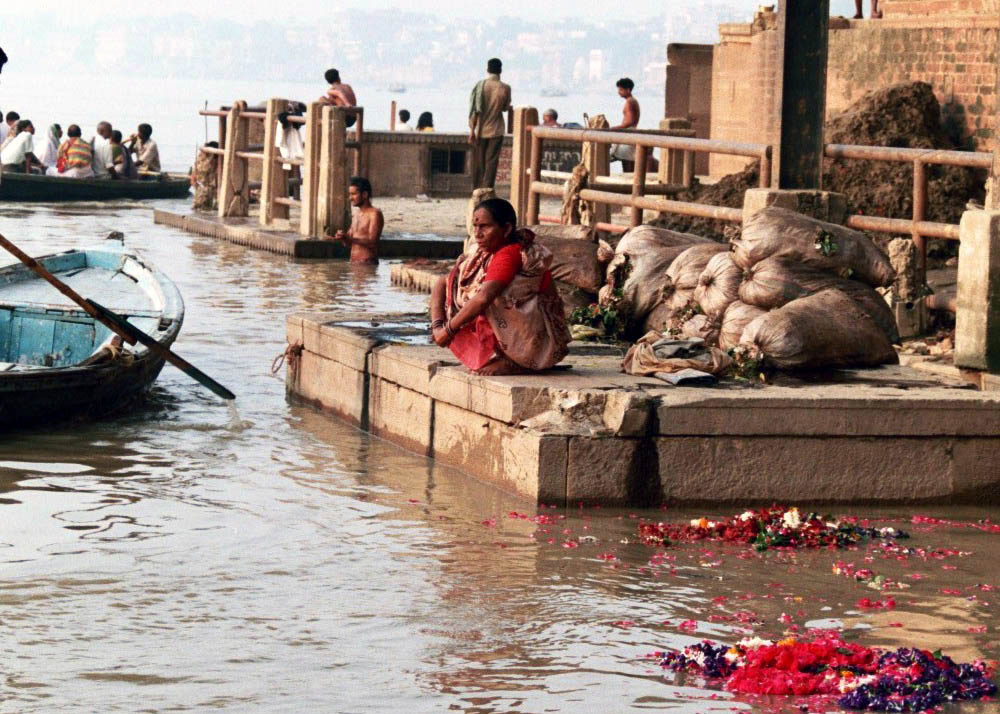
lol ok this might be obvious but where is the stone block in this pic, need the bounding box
[955,210,1000,371]
[286,313,305,345]
[368,377,433,456]
[566,437,649,503]
[655,435,967,503]
[369,344,446,393]
[429,366,554,424]
[431,401,567,503]
[290,350,368,427]
[742,188,848,224]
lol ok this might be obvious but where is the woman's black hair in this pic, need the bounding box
[474,198,517,233]
[416,111,434,130]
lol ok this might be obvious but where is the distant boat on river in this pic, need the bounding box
[0,171,191,202]
[0,242,183,427]
[540,86,569,97]
[388,82,407,93]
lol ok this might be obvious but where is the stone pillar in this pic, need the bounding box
[657,118,696,187]
[742,188,846,224]
[954,210,1000,371]
[317,106,350,234]
[770,0,829,190]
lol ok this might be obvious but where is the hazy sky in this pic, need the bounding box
[7,0,857,23]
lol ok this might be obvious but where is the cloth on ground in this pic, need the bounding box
[622,332,731,380]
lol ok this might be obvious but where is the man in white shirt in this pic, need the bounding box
[397,109,413,131]
[1,119,43,172]
[0,111,19,147]
[126,123,161,172]
[91,121,115,178]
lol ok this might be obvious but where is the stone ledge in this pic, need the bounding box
[286,314,1000,505]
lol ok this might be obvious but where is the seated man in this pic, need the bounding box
[91,121,114,178]
[50,124,95,178]
[0,110,19,148]
[127,123,161,173]
[397,108,413,131]
[110,130,136,178]
[326,176,383,264]
[319,68,357,127]
[0,119,43,173]
[541,109,560,127]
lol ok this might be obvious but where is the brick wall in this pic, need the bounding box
[883,0,1000,17]
[708,17,998,178]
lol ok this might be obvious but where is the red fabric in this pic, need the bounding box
[449,315,497,370]
[484,243,522,284]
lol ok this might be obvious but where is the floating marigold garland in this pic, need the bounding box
[639,506,908,552]
[657,634,997,711]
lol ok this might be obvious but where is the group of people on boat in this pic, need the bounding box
[0,110,161,179]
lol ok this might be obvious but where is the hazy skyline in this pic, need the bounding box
[6,0,859,24]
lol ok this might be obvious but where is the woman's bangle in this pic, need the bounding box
[445,320,457,338]
[431,319,445,330]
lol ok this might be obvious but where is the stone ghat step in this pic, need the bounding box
[154,210,464,260]
[389,261,452,293]
[285,311,1000,506]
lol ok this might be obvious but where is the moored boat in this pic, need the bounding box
[0,171,191,202]
[0,243,184,427]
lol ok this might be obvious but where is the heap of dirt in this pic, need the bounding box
[648,81,983,243]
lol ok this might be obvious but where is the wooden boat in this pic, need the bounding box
[0,243,184,427]
[0,171,191,201]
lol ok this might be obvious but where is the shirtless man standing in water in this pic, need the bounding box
[329,176,383,263]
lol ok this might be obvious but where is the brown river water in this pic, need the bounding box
[1,199,999,714]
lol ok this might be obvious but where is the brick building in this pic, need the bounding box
[668,0,999,177]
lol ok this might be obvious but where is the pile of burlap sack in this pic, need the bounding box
[606,207,900,372]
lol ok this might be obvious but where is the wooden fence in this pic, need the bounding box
[199,100,364,237]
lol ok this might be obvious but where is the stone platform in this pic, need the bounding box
[154,210,464,259]
[285,313,1000,506]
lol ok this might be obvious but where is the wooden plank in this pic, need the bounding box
[318,106,350,234]
[300,101,322,237]
[260,98,289,225]
[510,107,538,222]
[218,101,250,217]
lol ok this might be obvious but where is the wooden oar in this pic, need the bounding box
[0,232,235,401]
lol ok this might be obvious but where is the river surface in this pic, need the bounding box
[1,199,999,713]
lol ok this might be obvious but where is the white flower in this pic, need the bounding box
[736,636,773,650]
[739,511,755,522]
[782,507,802,529]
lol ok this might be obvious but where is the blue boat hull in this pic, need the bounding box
[0,246,184,428]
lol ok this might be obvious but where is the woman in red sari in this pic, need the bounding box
[430,198,570,375]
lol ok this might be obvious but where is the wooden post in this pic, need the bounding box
[390,100,397,131]
[299,101,322,237]
[682,150,695,189]
[912,159,928,282]
[630,145,648,227]
[987,56,1000,209]
[218,101,250,218]
[260,98,289,226]
[318,106,350,234]
[584,132,611,226]
[353,108,364,176]
[771,0,830,189]
[525,130,543,225]
[510,107,538,223]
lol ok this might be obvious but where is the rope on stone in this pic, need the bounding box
[271,342,303,377]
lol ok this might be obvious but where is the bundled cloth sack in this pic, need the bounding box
[678,313,720,345]
[733,207,895,288]
[739,289,899,369]
[693,251,742,321]
[738,257,899,343]
[663,243,729,312]
[601,225,713,325]
[718,301,766,351]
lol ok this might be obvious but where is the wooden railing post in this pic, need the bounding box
[390,100,397,131]
[631,145,648,227]
[510,107,538,222]
[299,101,322,237]
[318,106,350,234]
[913,159,928,283]
[218,100,250,218]
[260,98,289,226]
[682,150,695,189]
[525,129,543,225]
[583,119,611,227]
[353,108,364,176]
